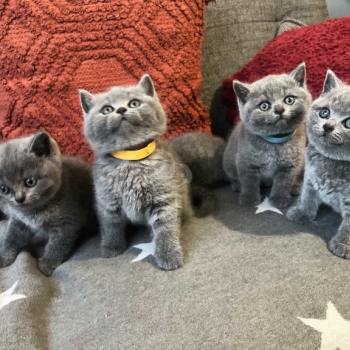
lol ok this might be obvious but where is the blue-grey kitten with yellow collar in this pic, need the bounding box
[287,71,350,259]
[0,131,96,276]
[79,74,192,270]
[223,63,312,208]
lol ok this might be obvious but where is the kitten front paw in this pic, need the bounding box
[328,237,350,259]
[155,249,183,271]
[239,194,261,207]
[286,206,313,224]
[38,259,62,277]
[269,196,291,209]
[0,249,17,268]
[101,246,126,258]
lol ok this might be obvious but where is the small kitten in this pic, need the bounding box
[80,74,192,270]
[223,63,311,208]
[287,71,350,259]
[0,131,96,276]
[168,132,227,187]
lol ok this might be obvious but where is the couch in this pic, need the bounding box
[2,1,342,350]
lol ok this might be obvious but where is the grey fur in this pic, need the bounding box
[223,63,311,208]
[80,74,192,270]
[0,131,96,276]
[168,132,227,186]
[287,71,350,259]
[168,132,227,216]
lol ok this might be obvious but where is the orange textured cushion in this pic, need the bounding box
[0,0,211,159]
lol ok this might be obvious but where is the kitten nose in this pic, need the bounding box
[323,124,334,133]
[117,107,127,114]
[274,105,285,115]
[15,194,25,204]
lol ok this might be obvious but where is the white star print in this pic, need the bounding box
[255,197,283,215]
[131,240,156,263]
[0,281,26,311]
[298,301,350,350]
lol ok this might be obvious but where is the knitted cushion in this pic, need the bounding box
[0,0,212,159]
[221,17,349,126]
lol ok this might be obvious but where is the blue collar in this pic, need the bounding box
[261,130,296,144]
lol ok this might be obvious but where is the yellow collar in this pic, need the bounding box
[110,141,156,161]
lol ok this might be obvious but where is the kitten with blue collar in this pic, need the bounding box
[223,63,312,208]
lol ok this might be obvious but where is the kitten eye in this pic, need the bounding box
[319,108,330,119]
[259,102,270,111]
[343,118,350,129]
[101,106,114,115]
[284,96,295,105]
[0,185,9,195]
[24,177,37,187]
[128,99,141,108]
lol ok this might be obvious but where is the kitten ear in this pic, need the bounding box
[138,74,155,97]
[79,89,95,114]
[322,70,342,94]
[233,81,250,104]
[29,131,52,157]
[290,62,306,87]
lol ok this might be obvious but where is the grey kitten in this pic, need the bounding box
[79,74,192,270]
[223,63,311,208]
[287,70,350,259]
[168,132,227,187]
[0,131,96,276]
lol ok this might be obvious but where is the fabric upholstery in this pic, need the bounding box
[275,18,305,36]
[202,0,328,137]
[1,187,349,349]
[221,17,350,126]
[0,0,212,159]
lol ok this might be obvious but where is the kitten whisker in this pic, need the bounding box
[329,133,343,144]
[312,124,325,136]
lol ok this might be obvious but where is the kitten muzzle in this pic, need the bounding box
[117,107,127,114]
[14,194,26,204]
[323,124,334,134]
[274,105,285,116]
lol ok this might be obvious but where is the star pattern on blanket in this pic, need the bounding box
[132,240,156,263]
[0,281,26,311]
[298,301,350,350]
[255,197,283,215]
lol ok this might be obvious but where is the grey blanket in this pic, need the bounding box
[0,186,349,350]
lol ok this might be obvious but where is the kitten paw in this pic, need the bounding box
[38,259,62,277]
[101,246,126,258]
[155,249,183,270]
[329,238,350,259]
[239,194,261,207]
[286,207,313,224]
[0,250,17,268]
[231,181,241,192]
[269,196,291,209]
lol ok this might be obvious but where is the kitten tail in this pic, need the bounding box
[190,186,218,217]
